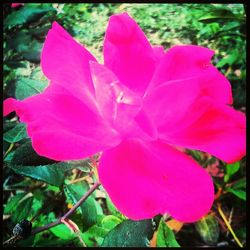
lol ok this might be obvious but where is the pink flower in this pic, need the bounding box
[3,13,246,222]
[11,3,24,8]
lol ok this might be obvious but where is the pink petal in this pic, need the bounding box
[158,96,246,163]
[3,98,18,116]
[143,77,201,128]
[153,45,165,62]
[90,61,157,140]
[99,139,214,222]
[41,22,98,110]
[148,45,232,104]
[104,13,156,95]
[3,85,121,161]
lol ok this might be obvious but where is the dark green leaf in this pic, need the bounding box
[4,6,55,28]
[101,215,122,231]
[4,192,26,214]
[12,196,34,223]
[9,162,76,187]
[15,78,48,100]
[82,225,109,247]
[227,188,246,200]
[101,219,154,247]
[195,214,220,246]
[64,182,98,230]
[3,123,28,143]
[230,177,246,190]
[198,7,242,23]
[11,140,55,166]
[8,30,43,63]
[50,224,76,240]
[156,218,180,247]
[216,51,239,68]
[224,162,240,183]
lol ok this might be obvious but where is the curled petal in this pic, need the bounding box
[3,85,121,161]
[99,139,214,222]
[158,96,246,163]
[104,12,156,95]
[148,45,232,104]
[41,21,98,110]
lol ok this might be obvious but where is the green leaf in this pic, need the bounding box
[156,218,180,247]
[224,162,240,183]
[50,224,76,240]
[230,177,246,190]
[64,182,98,230]
[216,51,239,68]
[15,78,48,100]
[101,215,122,231]
[9,162,76,187]
[4,192,26,214]
[3,123,28,143]
[11,140,55,166]
[82,225,109,247]
[4,6,55,28]
[195,214,220,246]
[12,195,34,223]
[198,7,242,23]
[227,188,246,200]
[101,219,154,247]
[8,30,43,63]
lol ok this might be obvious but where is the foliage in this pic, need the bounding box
[3,3,246,247]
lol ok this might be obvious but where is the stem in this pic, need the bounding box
[31,220,61,235]
[9,182,101,242]
[217,203,243,247]
[61,182,100,220]
[3,143,14,159]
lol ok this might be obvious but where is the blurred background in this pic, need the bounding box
[3,3,246,247]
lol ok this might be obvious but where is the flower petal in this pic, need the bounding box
[3,85,121,161]
[148,45,232,104]
[104,13,156,95]
[98,139,214,222]
[90,61,157,140]
[3,98,18,116]
[158,96,246,163]
[41,21,98,110]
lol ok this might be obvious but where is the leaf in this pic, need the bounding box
[230,177,246,190]
[156,218,180,247]
[4,192,26,214]
[82,225,109,247]
[11,140,55,166]
[101,219,154,247]
[9,162,76,187]
[64,182,98,230]
[12,195,34,224]
[227,188,246,200]
[15,78,48,100]
[101,215,122,231]
[50,224,76,240]
[9,30,44,63]
[216,51,239,68]
[224,162,240,183]
[195,214,220,246]
[4,6,55,28]
[3,123,28,143]
[198,7,241,23]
